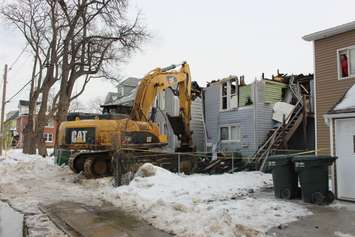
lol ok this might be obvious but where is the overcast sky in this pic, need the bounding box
[1,0,355,112]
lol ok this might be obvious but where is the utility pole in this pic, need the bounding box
[0,64,8,156]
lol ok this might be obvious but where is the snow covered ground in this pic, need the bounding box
[0,150,311,237]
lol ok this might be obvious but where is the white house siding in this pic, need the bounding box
[156,89,206,152]
[191,97,206,152]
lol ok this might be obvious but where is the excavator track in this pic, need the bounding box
[69,151,112,178]
[69,154,86,173]
[83,157,110,179]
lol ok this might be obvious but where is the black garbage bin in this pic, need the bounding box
[293,155,337,205]
[268,155,299,199]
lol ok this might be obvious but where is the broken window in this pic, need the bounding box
[338,47,355,79]
[230,79,238,109]
[221,82,228,110]
[220,77,238,111]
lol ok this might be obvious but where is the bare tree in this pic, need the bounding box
[2,0,148,156]
[1,0,61,155]
[87,97,104,113]
[54,0,148,125]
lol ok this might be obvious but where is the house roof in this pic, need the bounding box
[6,110,19,121]
[117,77,140,87]
[104,92,119,104]
[327,84,355,114]
[19,100,30,106]
[303,20,355,41]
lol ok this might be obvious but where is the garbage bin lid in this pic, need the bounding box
[292,155,337,163]
[268,155,292,161]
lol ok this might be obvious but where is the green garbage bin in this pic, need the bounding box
[293,155,337,205]
[55,149,71,166]
[267,155,299,199]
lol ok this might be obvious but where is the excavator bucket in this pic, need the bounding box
[166,114,186,139]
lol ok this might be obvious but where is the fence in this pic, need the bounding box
[112,148,253,187]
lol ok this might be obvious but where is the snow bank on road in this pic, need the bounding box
[103,163,311,236]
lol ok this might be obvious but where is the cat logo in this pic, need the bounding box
[71,130,88,143]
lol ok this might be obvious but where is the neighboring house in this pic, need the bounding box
[4,110,19,148]
[104,78,207,152]
[104,77,140,106]
[204,73,315,158]
[16,100,57,148]
[304,21,355,201]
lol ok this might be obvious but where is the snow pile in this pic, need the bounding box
[102,164,311,236]
[335,231,355,237]
[334,84,355,111]
[0,150,103,236]
[0,151,311,237]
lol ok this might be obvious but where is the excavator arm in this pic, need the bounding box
[130,62,195,151]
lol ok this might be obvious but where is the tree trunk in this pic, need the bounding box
[22,100,37,154]
[35,87,51,157]
[22,121,36,154]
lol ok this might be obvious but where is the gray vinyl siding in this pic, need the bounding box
[255,103,274,148]
[204,84,220,144]
[219,107,256,156]
[204,81,275,157]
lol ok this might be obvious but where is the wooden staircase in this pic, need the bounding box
[250,99,305,171]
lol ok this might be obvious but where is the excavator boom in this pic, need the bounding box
[130,62,195,151]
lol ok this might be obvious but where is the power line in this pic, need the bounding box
[9,43,29,71]
[5,78,32,104]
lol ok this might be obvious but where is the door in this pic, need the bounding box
[335,118,355,201]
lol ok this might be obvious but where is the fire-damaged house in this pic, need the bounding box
[203,73,315,172]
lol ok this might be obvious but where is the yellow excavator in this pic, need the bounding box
[57,62,200,178]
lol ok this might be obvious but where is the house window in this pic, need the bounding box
[220,124,241,142]
[220,78,238,111]
[43,133,53,143]
[338,47,355,79]
[119,87,124,97]
[221,82,228,110]
[220,127,229,141]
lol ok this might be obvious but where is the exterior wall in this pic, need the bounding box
[204,83,220,145]
[155,89,179,152]
[264,81,287,104]
[314,29,355,155]
[191,97,206,152]
[4,119,17,148]
[204,81,274,157]
[16,115,57,148]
